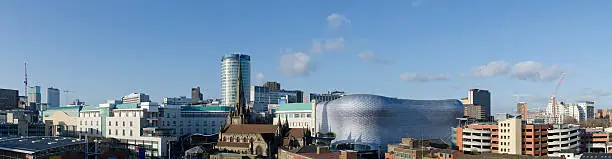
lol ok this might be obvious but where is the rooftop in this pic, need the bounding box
[0,136,86,154]
[223,124,278,134]
[114,103,140,109]
[181,106,234,112]
[455,153,561,159]
[278,103,312,111]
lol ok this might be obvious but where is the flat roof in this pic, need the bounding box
[0,136,87,154]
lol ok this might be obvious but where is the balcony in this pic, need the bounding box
[463,147,491,153]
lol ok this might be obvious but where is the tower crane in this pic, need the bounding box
[551,73,566,124]
[62,90,75,106]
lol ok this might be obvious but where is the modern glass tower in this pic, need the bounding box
[47,87,60,108]
[221,54,250,106]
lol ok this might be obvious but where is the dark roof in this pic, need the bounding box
[223,124,278,134]
[300,152,340,159]
[438,149,457,154]
[455,153,561,159]
[0,136,86,154]
[282,145,318,154]
[581,153,612,159]
[288,128,307,138]
[216,142,250,148]
[185,146,205,154]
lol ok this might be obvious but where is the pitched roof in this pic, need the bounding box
[182,106,234,112]
[223,124,278,134]
[278,103,312,111]
[216,142,250,148]
[288,128,307,138]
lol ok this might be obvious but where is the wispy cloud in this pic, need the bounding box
[469,61,564,82]
[411,0,423,7]
[358,51,391,64]
[510,61,564,82]
[471,60,511,77]
[400,72,449,82]
[310,37,345,53]
[279,52,315,76]
[327,13,351,30]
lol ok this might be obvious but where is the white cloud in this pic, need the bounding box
[510,61,564,82]
[279,52,314,76]
[358,51,391,64]
[327,13,351,30]
[400,72,449,82]
[310,37,345,53]
[254,72,265,84]
[471,60,511,77]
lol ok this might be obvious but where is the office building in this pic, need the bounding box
[221,53,250,106]
[316,94,464,151]
[162,96,192,106]
[121,93,150,104]
[577,101,595,120]
[461,89,491,120]
[273,102,316,130]
[464,104,487,120]
[0,89,18,110]
[250,85,305,113]
[263,81,281,91]
[303,91,345,103]
[43,95,234,157]
[47,87,60,108]
[498,118,522,155]
[517,102,527,115]
[28,86,41,110]
[192,87,203,104]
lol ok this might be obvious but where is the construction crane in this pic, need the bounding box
[551,73,566,124]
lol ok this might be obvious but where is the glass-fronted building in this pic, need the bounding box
[221,54,250,106]
[315,94,463,151]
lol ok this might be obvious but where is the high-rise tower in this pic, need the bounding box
[221,54,250,106]
[228,60,250,125]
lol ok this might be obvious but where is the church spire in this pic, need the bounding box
[230,58,249,124]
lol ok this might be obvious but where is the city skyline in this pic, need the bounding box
[1,1,612,113]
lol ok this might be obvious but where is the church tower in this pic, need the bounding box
[228,60,250,125]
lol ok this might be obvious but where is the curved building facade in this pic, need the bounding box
[315,94,463,151]
[221,54,250,106]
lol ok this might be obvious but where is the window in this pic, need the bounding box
[116,121,118,126]
[130,121,133,126]
[123,129,125,136]
[130,130,133,136]
[115,130,118,135]
[96,121,99,126]
[80,121,82,125]
[123,121,125,127]
[109,121,112,126]
[109,129,112,135]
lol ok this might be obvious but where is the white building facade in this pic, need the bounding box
[122,93,151,104]
[547,101,595,124]
[162,96,192,106]
[273,102,316,131]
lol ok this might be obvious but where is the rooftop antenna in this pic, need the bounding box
[24,62,28,99]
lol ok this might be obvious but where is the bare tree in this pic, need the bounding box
[563,116,578,124]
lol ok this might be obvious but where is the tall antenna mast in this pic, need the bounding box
[24,62,28,97]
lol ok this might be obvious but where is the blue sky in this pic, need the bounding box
[1,1,612,113]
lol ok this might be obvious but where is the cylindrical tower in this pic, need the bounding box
[221,54,251,106]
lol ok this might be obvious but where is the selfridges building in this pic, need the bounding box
[315,94,464,151]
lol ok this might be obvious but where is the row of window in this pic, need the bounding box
[108,129,134,136]
[278,113,312,118]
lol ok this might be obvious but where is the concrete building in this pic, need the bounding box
[385,138,459,159]
[162,96,192,106]
[580,129,611,153]
[547,101,594,124]
[47,87,60,108]
[303,91,345,103]
[0,88,18,110]
[27,86,41,110]
[464,104,487,120]
[460,89,491,120]
[517,102,527,116]
[121,93,150,104]
[263,81,281,91]
[43,97,234,157]
[192,87,203,104]
[498,118,522,155]
[456,117,552,156]
[547,124,580,155]
[221,53,250,106]
[273,102,316,131]
[250,85,305,113]
[577,101,595,120]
